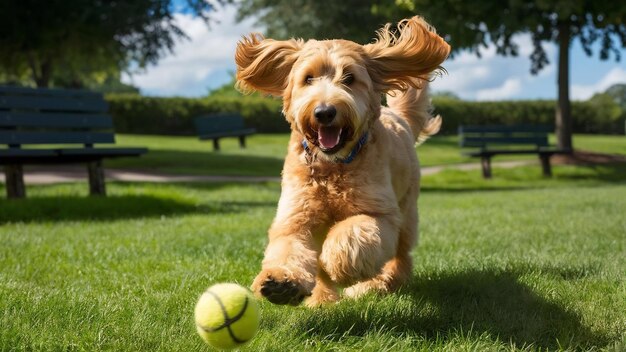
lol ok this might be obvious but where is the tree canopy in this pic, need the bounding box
[234,0,626,148]
[603,84,626,109]
[0,0,224,88]
[235,0,387,43]
[396,1,626,73]
[235,0,626,72]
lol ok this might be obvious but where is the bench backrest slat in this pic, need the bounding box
[459,124,551,148]
[0,86,115,147]
[0,95,108,113]
[0,131,115,145]
[459,125,552,134]
[0,86,102,98]
[195,114,245,134]
[461,136,548,147]
[0,112,113,129]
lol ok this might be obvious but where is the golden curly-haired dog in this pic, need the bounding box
[235,16,450,307]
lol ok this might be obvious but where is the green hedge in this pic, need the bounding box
[105,94,623,135]
[106,94,287,135]
[432,98,624,135]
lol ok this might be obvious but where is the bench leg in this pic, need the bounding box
[239,136,246,149]
[87,161,106,196]
[481,156,492,179]
[540,154,552,177]
[213,139,220,151]
[4,165,26,199]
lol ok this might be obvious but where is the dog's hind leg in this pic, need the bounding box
[305,269,339,307]
[344,188,418,298]
[342,236,413,298]
[318,214,401,287]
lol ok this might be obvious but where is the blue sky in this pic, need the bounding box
[122,6,626,101]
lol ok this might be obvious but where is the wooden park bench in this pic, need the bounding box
[0,86,147,199]
[194,113,256,151]
[459,124,571,179]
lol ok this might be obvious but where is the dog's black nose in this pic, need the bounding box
[314,104,337,125]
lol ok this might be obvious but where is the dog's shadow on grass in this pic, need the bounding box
[297,268,608,350]
[0,180,278,223]
[0,194,264,224]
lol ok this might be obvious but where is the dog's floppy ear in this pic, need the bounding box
[364,17,451,92]
[235,33,303,96]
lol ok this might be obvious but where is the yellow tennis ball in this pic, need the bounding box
[194,283,260,350]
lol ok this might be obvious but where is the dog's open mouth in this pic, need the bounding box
[317,126,349,154]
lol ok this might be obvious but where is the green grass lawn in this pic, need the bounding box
[1,164,625,351]
[569,134,626,156]
[102,133,626,176]
[108,133,477,175]
[108,134,289,176]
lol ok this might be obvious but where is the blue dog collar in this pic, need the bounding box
[302,132,368,164]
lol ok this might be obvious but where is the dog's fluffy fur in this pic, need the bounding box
[235,16,450,307]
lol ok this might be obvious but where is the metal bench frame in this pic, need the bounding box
[194,113,256,151]
[459,124,571,179]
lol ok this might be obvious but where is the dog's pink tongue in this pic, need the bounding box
[318,126,341,149]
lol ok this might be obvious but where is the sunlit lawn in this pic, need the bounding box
[3,132,626,350]
[1,162,625,351]
[108,134,288,176]
[569,133,626,155]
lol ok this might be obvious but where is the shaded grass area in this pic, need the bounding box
[0,182,279,224]
[293,267,610,350]
[1,165,625,351]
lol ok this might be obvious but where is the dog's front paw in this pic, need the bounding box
[251,268,313,306]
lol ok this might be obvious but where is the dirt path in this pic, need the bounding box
[0,160,535,185]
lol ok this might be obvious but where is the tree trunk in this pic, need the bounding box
[35,60,52,88]
[27,54,52,88]
[556,21,573,151]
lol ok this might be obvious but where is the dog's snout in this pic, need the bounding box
[314,104,337,125]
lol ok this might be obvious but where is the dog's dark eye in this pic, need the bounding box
[341,73,355,86]
[305,75,314,85]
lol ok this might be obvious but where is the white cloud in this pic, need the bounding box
[430,33,559,100]
[122,7,261,96]
[121,14,626,101]
[433,65,491,93]
[571,67,626,100]
[475,78,523,100]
